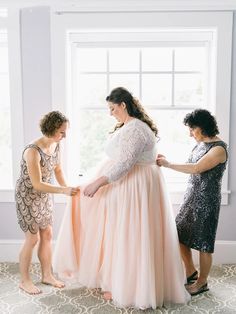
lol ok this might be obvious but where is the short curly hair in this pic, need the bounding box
[183,109,219,137]
[39,111,69,137]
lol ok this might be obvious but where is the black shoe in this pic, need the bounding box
[186,271,198,284]
[189,283,209,296]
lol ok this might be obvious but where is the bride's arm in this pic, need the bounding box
[84,123,147,197]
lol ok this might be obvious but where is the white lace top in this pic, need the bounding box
[103,118,158,182]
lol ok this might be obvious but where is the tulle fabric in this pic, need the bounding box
[53,161,190,309]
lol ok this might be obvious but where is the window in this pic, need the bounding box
[66,31,212,190]
[0,29,13,189]
[51,11,232,203]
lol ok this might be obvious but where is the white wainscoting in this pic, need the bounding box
[192,241,236,265]
[0,240,236,264]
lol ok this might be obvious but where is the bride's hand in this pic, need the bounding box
[83,182,99,198]
[83,176,108,198]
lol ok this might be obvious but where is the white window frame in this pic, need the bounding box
[51,10,232,204]
[69,31,212,109]
[0,8,24,202]
[67,34,212,184]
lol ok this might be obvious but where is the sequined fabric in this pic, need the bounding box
[15,144,59,234]
[176,141,228,253]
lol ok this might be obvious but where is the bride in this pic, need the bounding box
[53,87,190,309]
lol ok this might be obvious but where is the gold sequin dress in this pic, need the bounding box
[15,144,59,234]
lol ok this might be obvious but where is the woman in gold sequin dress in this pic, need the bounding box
[15,111,78,295]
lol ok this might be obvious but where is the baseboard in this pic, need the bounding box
[0,240,56,263]
[192,240,236,264]
[0,240,235,263]
[213,240,236,263]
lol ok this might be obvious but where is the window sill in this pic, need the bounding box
[0,189,230,205]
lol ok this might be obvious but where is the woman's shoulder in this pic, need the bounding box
[204,140,228,160]
[123,119,149,135]
[23,143,41,153]
[22,144,42,162]
[130,118,150,130]
[27,138,43,151]
[206,139,227,149]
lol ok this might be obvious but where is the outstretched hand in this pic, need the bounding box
[83,182,100,198]
[156,154,169,167]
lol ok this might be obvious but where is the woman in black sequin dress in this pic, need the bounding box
[15,111,78,295]
[157,109,228,296]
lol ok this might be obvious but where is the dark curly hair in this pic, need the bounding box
[39,111,69,137]
[183,109,219,137]
[106,87,158,137]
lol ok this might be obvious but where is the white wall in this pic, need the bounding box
[20,6,52,142]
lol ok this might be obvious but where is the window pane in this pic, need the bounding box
[0,8,8,18]
[142,74,172,105]
[149,109,193,189]
[175,74,204,106]
[76,74,107,107]
[67,110,114,184]
[110,74,139,96]
[0,34,13,189]
[175,47,206,71]
[109,48,139,71]
[142,48,172,71]
[76,48,107,72]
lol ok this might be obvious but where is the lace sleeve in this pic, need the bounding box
[103,123,147,182]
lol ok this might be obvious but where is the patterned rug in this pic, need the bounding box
[0,263,236,313]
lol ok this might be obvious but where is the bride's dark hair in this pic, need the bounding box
[106,87,158,137]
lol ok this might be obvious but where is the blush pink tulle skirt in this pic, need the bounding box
[53,162,190,309]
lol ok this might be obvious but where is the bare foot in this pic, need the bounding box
[103,291,112,300]
[19,281,42,295]
[42,275,65,288]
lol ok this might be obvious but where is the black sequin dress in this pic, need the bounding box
[15,144,59,234]
[176,141,228,253]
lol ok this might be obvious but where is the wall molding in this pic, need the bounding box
[2,0,236,12]
[0,239,236,263]
[54,1,236,13]
[0,239,56,263]
[192,241,236,265]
